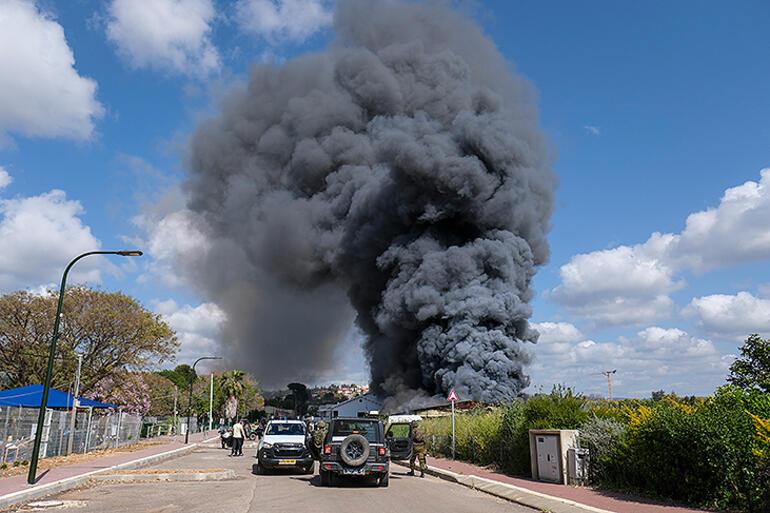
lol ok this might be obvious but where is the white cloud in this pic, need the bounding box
[684,291,770,337]
[529,322,731,397]
[133,204,211,288]
[0,190,102,292]
[106,0,220,76]
[671,169,770,271]
[583,125,600,136]
[550,234,681,325]
[0,167,11,189]
[0,0,103,142]
[153,299,226,367]
[235,0,332,43]
[551,169,770,326]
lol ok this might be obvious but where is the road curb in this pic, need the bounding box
[94,468,237,482]
[0,436,218,510]
[393,461,616,513]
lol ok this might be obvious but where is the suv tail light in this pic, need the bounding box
[378,446,386,456]
[324,444,332,455]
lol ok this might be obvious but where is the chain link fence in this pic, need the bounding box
[0,406,142,465]
[140,416,198,438]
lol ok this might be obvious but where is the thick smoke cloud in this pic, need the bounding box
[184,0,554,401]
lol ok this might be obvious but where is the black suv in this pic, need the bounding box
[319,417,389,487]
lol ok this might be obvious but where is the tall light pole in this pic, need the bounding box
[66,353,83,455]
[209,372,214,431]
[28,250,143,485]
[185,356,221,444]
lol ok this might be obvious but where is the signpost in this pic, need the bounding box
[447,388,459,460]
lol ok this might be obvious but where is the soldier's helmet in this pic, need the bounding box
[410,420,420,427]
[317,420,327,429]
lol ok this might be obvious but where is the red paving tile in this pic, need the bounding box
[0,431,215,498]
[427,457,710,513]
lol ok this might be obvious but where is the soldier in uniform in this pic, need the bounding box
[311,420,328,461]
[408,420,427,478]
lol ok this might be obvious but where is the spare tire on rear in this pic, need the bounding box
[339,434,369,466]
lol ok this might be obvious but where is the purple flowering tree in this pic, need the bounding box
[86,373,151,415]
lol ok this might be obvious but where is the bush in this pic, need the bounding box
[609,386,770,511]
[579,415,626,483]
[424,385,770,513]
[423,386,589,475]
[423,407,503,466]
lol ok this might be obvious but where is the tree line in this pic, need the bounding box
[0,286,263,421]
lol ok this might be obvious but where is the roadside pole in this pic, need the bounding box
[172,386,178,437]
[66,353,82,455]
[447,388,459,460]
[208,373,213,431]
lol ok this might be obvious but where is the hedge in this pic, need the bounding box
[421,385,770,513]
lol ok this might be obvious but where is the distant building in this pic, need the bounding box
[264,405,295,418]
[318,392,384,418]
[411,400,479,418]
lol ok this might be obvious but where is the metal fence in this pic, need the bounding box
[0,406,142,464]
[140,416,198,438]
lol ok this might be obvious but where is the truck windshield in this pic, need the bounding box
[266,423,305,436]
[332,420,378,442]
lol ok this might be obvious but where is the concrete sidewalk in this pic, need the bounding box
[0,431,217,509]
[408,457,711,513]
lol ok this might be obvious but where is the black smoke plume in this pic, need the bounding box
[183,0,554,402]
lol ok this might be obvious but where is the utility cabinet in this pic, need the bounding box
[567,447,590,485]
[528,429,579,485]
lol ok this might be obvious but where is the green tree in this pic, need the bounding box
[729,334,770,393]
[221,370,246,421]
[0,288,178,392]
[143,373,178,416]
[159,364,197,390]
[288,382,309,415]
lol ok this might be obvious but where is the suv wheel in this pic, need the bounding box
[320,468,332,487]
[339,434,370,467]
[378,472,389,487]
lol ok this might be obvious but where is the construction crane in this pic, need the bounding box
[592,369,617,400]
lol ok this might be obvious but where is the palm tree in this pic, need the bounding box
[221,370,245,421]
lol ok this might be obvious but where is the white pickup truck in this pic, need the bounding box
[255,419,314,474]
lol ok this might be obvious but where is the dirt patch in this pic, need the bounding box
[0,441,163,479]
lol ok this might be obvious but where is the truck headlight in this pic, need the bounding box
[261,442,272,449]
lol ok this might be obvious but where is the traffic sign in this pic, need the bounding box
[447,388,459,402]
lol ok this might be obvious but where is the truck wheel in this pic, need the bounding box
[379,472,389,487]
[320,469,330,487]
[254,462,263,475]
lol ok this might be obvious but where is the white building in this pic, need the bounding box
[317,393,384,419]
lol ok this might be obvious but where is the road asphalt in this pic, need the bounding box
[23,440,537,513]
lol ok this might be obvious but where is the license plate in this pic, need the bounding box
[278,459,297,465]
[343,468,366,475]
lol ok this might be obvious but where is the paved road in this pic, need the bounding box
[32,441,535,513]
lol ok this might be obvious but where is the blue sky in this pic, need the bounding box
[1,0,769,397]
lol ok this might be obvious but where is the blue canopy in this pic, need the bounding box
[0,384,117,409]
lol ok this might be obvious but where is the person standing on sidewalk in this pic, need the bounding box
[231,419,245,456]
[408,420,427,478]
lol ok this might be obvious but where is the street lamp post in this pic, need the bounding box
[185,356,221,444]
[28,250,143,485]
